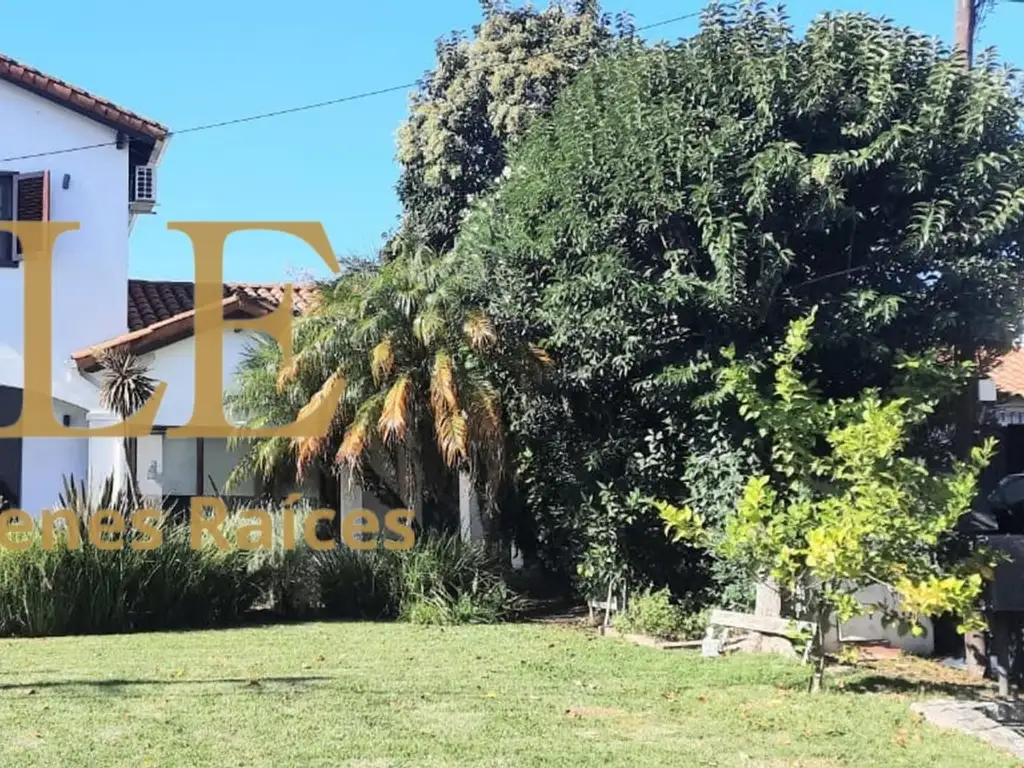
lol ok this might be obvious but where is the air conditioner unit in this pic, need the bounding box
[130,164,156,214]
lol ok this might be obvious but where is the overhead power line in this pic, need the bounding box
[0,10,702,164]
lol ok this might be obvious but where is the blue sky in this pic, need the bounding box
[3,0,1022,283]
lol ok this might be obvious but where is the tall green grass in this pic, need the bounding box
[0,502,518,637]
[314,533,522,625]
[0,523,256,636]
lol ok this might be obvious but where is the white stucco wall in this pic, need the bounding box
[138,329,260,427]
[135,330,318,500]
[21,399,89,513]
[0,79,133,511]
[0,79,128,408]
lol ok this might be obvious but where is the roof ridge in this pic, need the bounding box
[0,52,168,140]
[129,278,316,287]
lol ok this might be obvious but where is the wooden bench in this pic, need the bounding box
[707,609,814,638]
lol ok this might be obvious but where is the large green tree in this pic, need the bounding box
[395,0,614,252]
[455,2,1024,588]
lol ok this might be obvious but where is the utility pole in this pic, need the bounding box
[955,0,976,63]
[953,0,990,682]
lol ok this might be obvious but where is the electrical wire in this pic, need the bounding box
[0,10,702,163]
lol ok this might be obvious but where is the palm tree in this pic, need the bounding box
[226,237,549,532]
[97,345,157,507]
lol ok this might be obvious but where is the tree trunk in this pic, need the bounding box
[120,434,139,510]
[965,630,989,679]
[809,610,831,693]
[755,578,783,618]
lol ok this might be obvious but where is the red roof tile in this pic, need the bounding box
[72,280,320,372]
[990,348,1024,398]
[127,279,318,331]
[0,53,168,141]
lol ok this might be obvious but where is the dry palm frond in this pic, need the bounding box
[370,337,395,384]
[337,423,368,467]
[276,350,306,393]
[296,371,345,424]
[378,374,412,443]
[463,311,497,351]
[435,410,469,467]
[430,350,459,416]
[528,343,553,367]
[468,381,502,442]
[293,435,324,479]
[336,396,382,467]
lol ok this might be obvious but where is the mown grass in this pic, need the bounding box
[0,622,1014,767]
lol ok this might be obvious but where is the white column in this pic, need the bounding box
[86,409,127,502]
[459,470,484,542]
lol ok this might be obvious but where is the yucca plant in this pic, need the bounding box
[96,346,157,507]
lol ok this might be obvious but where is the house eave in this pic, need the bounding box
[72,295,271,373]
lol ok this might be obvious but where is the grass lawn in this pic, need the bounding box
[0,622,1015,767]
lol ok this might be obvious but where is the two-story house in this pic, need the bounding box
[0,53,391,525]
[0,53,170,513]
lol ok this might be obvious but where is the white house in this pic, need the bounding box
[0,52,169,513]
[0,52,401,525]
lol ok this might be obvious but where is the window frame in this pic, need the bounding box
[0,172,17,268]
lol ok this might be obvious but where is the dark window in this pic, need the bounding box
[0,171,49,268]
[0,173,14,267]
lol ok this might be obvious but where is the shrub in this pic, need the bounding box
[615,587,706,640]
[0,519,259,637]
[392,533,521,623]
[316,532,521,625]
[0,499,518,636]
[314,546,400,620]
[223,503,321,619]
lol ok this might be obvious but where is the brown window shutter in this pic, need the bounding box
[15,171,50,259]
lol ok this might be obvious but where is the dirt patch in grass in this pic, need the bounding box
[841,655,996,699]
[565,706,627,718]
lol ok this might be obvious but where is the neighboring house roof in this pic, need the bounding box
[990,348,1024,398]
[73,279,319,372]
[0,52,169,142]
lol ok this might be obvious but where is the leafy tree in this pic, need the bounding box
[395,0,615,252]
[659,311,997,691]
[456,2,1024,590]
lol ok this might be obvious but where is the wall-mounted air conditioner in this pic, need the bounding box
[130,164,156,214]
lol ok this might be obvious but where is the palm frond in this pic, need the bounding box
[430,350,459,416]
[296,370,345,424]
[276,350,306,393]
[528,342,553,367]
[413,307,445,347]
[435,410,469,467]
[370,337,395,385]
[463,311,497,351]
[378,374,412,442]
[336,395,384,466]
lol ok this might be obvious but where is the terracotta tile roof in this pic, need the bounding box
[72,280,319,372]
[990,348,1024,397]
[127,279,318,332]
[0,53,168,141]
